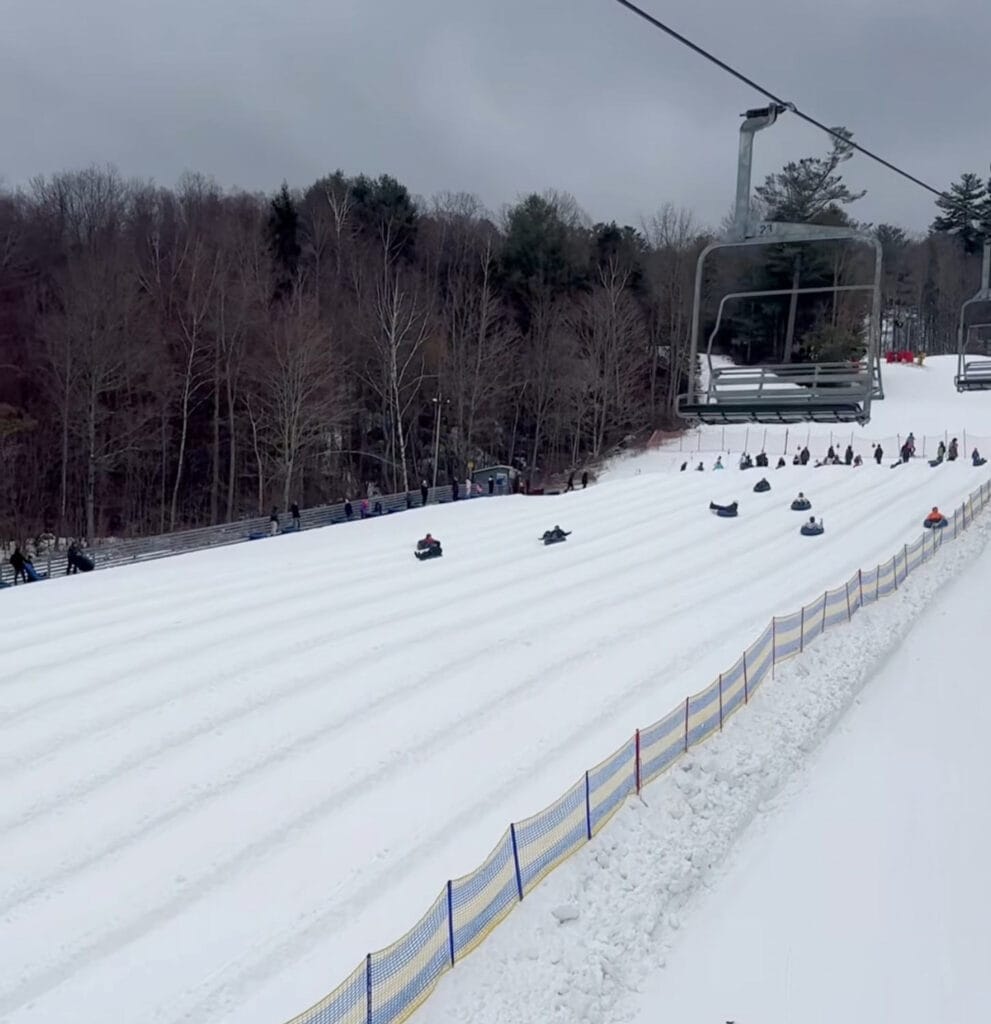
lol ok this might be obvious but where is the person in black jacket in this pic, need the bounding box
[290,502,301,530]
[9,546,28,584]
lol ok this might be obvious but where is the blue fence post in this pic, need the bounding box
[509,824,524,901]
[446,881,455,966]
[584,771,592,840]
[366,953,372,1024]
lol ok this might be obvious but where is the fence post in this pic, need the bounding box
[903,543,909,581]
[784,427,789,455]
[743,649,749,704]
[683,697,690,751]
[893,555,898,591]
[634,730,641,794]
[799,606,805,653]
[875,564,880,601]
[858,569,864,608]
[366,954,373,1024]
[718,673,724,730]
[845,581,852,621]
[446,881,456,966]
[509,824,524,901]
[744,427,750,453]
[584,772,592,840]
[821,591,827,632]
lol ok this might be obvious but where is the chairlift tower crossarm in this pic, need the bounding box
[679,106,884,425]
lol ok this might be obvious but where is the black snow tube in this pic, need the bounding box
[753,481,771,493]
[922,518,948,530]
[541,532,570,545]
[790,499,811,512]
[414,545,443,560]
[974,458,987,467]
[800,524,824,537]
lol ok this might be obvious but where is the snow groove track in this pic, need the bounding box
[0,460,984,1024]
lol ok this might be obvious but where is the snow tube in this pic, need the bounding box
[714,508,738,518]
[541,534,568,545]
[923,517,948,529]
[928,458,943,467]
[790,499,811,511]
[74,553,95,572]
[974,458,987,467]
[24,562,45,581]
[800,523,824,537]
[247,531,268,541]
[753,480,770,493]
[414,545,443,561]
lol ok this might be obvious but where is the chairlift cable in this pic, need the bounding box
[611,0,982,221]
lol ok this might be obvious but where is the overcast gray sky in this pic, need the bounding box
[2,0,988,233]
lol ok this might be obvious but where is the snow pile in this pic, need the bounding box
[418,496,991,1024]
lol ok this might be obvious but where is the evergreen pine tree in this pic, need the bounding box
[931,173,988,254]
[268,182,301,300]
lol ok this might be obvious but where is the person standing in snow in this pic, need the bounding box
[844,445,854,465]
[9,545,28,584]
[451,476,459,501]
[290,502,301,530]
[800,446,810,465]
[420,479,429,506]
[581,470,589,489]
[873,443,883,465]
[948,437,959,461]
[269,508,280,536]
[488,476,495,495]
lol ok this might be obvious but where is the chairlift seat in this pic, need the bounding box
[954,360,991,392]
[679,362,872,425]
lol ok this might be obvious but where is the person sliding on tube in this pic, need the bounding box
[925,507,945,525]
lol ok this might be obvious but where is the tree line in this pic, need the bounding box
[0,147,987,541]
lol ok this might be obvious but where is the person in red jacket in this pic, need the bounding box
[925,506,944,524]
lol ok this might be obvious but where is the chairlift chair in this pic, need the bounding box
[676,105,883,426]
[954,242,991,392]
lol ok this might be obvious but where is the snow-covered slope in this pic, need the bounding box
[606,355,991,478]
[2,361,991,1024]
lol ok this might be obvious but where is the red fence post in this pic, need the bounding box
[583,772,592,841]
[634,730,641,794]
[718,673,724,731]
[772,618,777,677]
[743,650,749,704]
[683,697,690,751]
